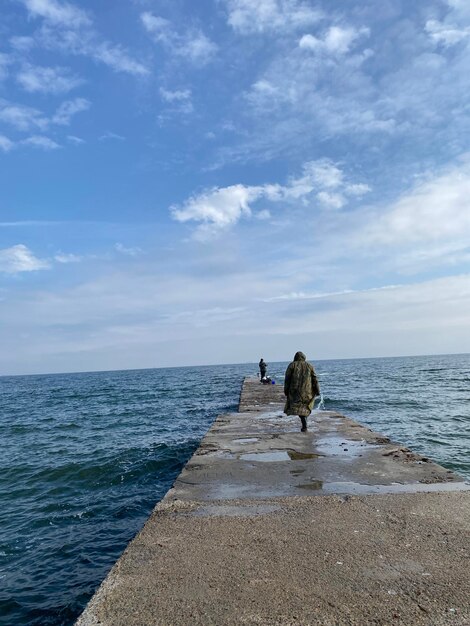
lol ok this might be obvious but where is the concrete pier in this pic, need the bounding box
[76,378,470,626]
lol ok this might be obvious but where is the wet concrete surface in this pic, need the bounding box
[174,379,468,501]
[76,377,470,626]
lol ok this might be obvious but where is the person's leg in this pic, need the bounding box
[300,416,307,431]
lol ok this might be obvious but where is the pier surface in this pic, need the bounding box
[77,378,470,626]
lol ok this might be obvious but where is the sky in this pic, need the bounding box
[1,0,470,375]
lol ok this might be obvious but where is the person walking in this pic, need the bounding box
[259,358,267,380]
[284,351,320,432]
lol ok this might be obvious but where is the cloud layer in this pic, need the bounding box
[1,0,469,373]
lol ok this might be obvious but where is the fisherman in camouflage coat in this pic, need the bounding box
[284,351,320,432]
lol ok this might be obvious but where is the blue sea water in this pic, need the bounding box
[0,354,469,626]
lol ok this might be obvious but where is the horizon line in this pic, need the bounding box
[1,351,468,379]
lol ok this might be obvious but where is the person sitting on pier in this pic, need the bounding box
[284,351,320,432]
[259,358,267,380]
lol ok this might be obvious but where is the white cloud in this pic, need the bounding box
[67,134,85,144]
[99,131,125,141]
[224,0,322,34]
[140,13,169,39]
[172,159,370,237]
[55,252,81,263]
[22,0,91,27]
[262,284,398,303]
[1,133,62,153]
[52,97,90,125]
[172,184,262,239]
[21,135,60,149]
[245,79,284,109]
[282,160,370,201]
[160,88,192,103]
[0,135,15,152]
[316,191,345,209]
[91,42,149,76]
[297,159,343,189]
[425,19,470,47]
[182,33,217,65]
[0,99,48,131]
[346,183,371,197]
[36,24,149,76]
[0,244,51,273]
[114,243,142,256]
[20,1,148,76]
[299,26,370,55]
[363,161,470,245]
[0,97,89,142]
[220,6,466,166]
[159,88,193,115]
[230,26,392,164]
[231,0,469,171]
[17,64,84,94]
[256,209,271,220]
[250,80,279,98]
[141,12,217,66]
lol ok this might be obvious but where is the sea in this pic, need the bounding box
[1,354,469,626]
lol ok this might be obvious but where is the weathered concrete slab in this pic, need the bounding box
[76,377,470,626]
[177,379,467,501]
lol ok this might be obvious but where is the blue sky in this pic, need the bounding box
[1,0,470,374]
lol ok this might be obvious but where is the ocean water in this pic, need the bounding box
[1,354,469,626]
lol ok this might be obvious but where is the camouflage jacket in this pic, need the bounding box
[284,352,320,417]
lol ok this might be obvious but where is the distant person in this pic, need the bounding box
[259,358,267,380]
[284,351,320,432]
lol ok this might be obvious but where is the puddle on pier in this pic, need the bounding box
[240,451,290,462]
[288,451,323,460]
[240,450,323,462]
[233,438,260,444]
[209,484,288,499]
[314,436,376,459]
[321,481,470,495]
[208,480,470,501]
[254,410,287,420]
[296,481,323,491]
